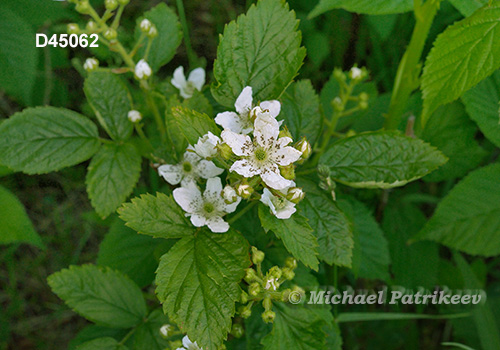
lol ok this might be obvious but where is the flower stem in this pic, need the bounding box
[176,0,199,68]
[384,0,441,130]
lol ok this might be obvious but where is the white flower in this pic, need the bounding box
[265,277,279,291]
[83,58,99,72]
[222,185,238,204]
[158,150,223,187]
[176,335,202,350]
[127,110,142,123]
[171,66,205,99]
[349,67,363,80]
[193,132,220,159]
[260,183,297,219]
[135,59,152,79]
[140,19,152,32]
[159,324,173,338]
[173,178,240,233]
[221,110,302,190]
[215,86,281,134]
[286,187,305,204]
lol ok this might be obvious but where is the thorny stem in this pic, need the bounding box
[384,0,441,130]
[176,0,199,68]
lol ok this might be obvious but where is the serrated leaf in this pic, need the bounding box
[258,204,319,270]
[298,177,353,267]
[86,143,141,219]
[319,131,448,189]
[211,0,306,108]
[0,185,44,249]
[448,0,489,17]
[262,303,333,350]
[97,219,158,288]
[118,192,195,239]
[421,2,500,122]
[461,70,500,148]
[48,265,147,328]
[84,72,133,141]
[281,80,322,147]
[0,107,100,174]
[171,106,220,146]
[136,3,182,72]
[0,7,38,105]
[133,310,170,350]
[69,326,128,350]
[338,197,390,281]
[309,0,413,17]
[156,229,250,350]
[415,163,500,256]
[422,102,487,182]
[76,337,128,350]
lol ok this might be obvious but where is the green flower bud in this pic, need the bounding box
[359,100,369,110]
[359,92,369,102]
[67,23,80,35]
[248,282,261,297]
[278,126,293,139]
[159,324,173,339]
[75,1,91,14]
[86,21,98,32]
[269,266,282,280]
[244,268,258,283]
[332,96,344,112]
[279,164,295,180]
[117,0,130,5]
[169,340,182,349]
[83,58,99,72]
[292,285,305,296]
[240,307,252,319]
[231,324,244,338]
[262,297,272,311]
[105,0,118,11]
[285,257,298,269]
[236,182,254,199]
[262,310,276,323]
[240,290,249,304]
[147,26,158,38]
[217,142,233,160]
[333,68,346,82]
[286,187,305,204]
[103,28,117,40]
[282,267,295,280]
[251,246,265,264]
[295,137,312,160]
[281,289,291,302]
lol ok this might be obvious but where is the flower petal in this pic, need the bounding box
[187,67,206,91]
[158,164,183,185]
[224,196,241,213]
[235,86,253,115]
[261,169,293,190]
[204,177,223,198]
[215,111,243,133]
[173,183,202,213]
[275,201,296,219]
[221,130,253,156]
[196,160,224,178]
[230,159,259,178]
[273,146,302,166]
[194,132,220,158]
[207,216,230,233]
[190,213,207,227]
[182,336,193,348]
[260,100,281,118]
[254,111,280,146]
[260,188,277,215]
[171,66,187,89]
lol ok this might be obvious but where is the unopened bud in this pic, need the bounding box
[359,92,369,102]
[262,297,272,311]
[292,285,305,296]
[240,306,252,319]
[236,182,253,199]
[75,1,90,14]
[359,100,368,110]
[105,0,118,11]
[269,266,282,280]
[332,96,344,112]
[103,28,117,40]
[349,66,363,80]
[67,23,80,35]
[159,324,173,339]
[251,246,265,264]
[140,19,152,32]
[248,282,261,297]
[295,138,311,160]
[286,187,304,204]
[244,268,258,283]
[217,143,233,160]
[231,324,244,338]
[127,110,142,123]
[240,290,249,304]
[135,59,152,80]
[333,68,345,81]
[279,127,292,139]
[279,164,295,180]
[86,21,98,32]
[222,185,238,204]
[262,310,276,323]
[147,26,158,38]
[83,58,99,72]
[282,267,295,280]
[285,257,297,269]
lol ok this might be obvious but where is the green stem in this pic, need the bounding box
[176,0,198,68]
[144,90,167,144]
[228,201,258,224]
[384,0,440,130]
[111,5,125,29]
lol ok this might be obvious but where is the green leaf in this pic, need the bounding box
[76,337,128,350]
[421,102,487,182]
[421,2,500,122]
[258,204,319,270]
[0,164,14,177]
[48,265,147,328]
[415,163,500,256]
[118,192,195,239]
[448,0,488,17]
[309,0,413,17]
[281,80,322,147]
[0,7,38,105]
[298,177,353,267]
[338,197,390,281]
[86,143,141,219]
[84,72,133,141]
[136,3,182,72]
[461,71,500,148]
[156,229,250,350]
[97,219,158,288]
[319,131,447,189]
[171,106,220,146]
[262,303,333,350]
[69,326,127,350]
[211,0,306,108]
[0,185,44,249]
[133,310,170,350]
[0,107,100,174]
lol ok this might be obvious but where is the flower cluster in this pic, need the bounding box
[158,86,310,233]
